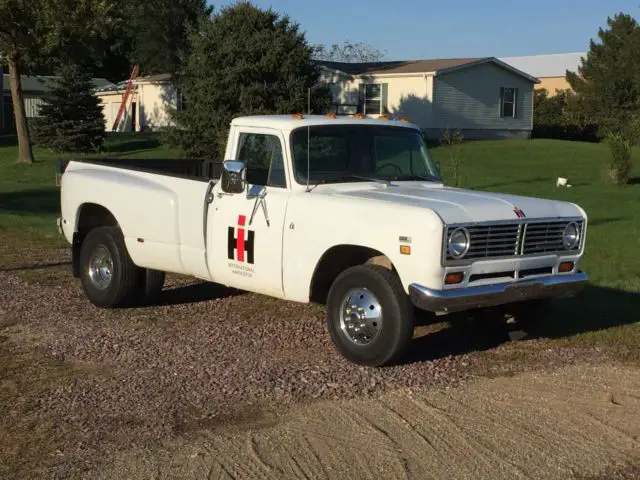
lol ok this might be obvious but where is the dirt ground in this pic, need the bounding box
[97,364,640,480]
[1,244,639,479]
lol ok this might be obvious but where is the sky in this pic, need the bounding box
[211,0,640,60]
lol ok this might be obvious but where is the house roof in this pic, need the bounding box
[92,73,173,94]
[315,58,480,75]
[1,74,112,93]
[315,57,540,83]
[498,52,585,78]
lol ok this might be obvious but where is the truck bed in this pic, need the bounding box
[58,157,223,181]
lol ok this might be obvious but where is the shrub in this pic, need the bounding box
[442,128,464,187]
[605,132,632,185]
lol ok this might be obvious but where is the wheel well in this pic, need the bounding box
[72,204,118,277]
[309,245,395,304]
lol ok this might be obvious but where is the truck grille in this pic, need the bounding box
[445,220,584,263]
[463,224,520,260]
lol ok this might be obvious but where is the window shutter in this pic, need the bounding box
[513,88,519,118]
[381,83,389,114]
[499,87,505,117]
[357,84,365,113]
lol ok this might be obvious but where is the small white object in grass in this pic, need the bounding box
[556,177,568,187]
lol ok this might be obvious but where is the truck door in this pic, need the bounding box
[206,127,290,297]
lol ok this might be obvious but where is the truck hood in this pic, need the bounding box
[320,182,583,224]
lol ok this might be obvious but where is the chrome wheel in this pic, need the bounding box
[339,287,383,345]
[88,245,113,290]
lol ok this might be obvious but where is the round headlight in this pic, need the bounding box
[448,227,470,259]
[562,222,580,249]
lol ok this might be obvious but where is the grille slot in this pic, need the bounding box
[447,223,520,261]
[522,221,582,255]
[444,219,583,264]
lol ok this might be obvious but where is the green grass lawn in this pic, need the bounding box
[0,133,638,360]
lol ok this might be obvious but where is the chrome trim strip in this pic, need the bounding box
[409,272,588,313]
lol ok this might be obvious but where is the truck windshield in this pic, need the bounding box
[290,124,441,185]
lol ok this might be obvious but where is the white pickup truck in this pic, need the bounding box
[58,115,588,366]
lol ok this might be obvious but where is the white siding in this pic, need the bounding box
[319,69,434,126]
[138,82,177,131]
[431,62,533,134]
[24,95,46,117]
[96,82,177,132]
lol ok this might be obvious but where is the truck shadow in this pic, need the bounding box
[0,189,60,215]
[405,284,639,364]
[158,282,242,306]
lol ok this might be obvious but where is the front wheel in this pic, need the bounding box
[327,265,414,367]
[79,226,140,308]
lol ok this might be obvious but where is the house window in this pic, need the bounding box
[359,83,388,115]
[500,87,518,118]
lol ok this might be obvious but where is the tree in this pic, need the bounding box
[566,13,640,139]
[128,0,213,75]
[0,0,120,163]
[32,63,106,153]
[0,0,42,163]
[312,40,385,63]
[166,1,331,157]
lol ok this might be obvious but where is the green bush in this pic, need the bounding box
[605,132,632,185]
[442,128,464,187]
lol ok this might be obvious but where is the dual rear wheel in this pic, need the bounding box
[79,226,165,308]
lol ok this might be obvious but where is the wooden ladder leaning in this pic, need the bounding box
[111,64,140,132]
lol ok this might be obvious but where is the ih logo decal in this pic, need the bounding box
[513,207,526,218]
[228,215,255,264]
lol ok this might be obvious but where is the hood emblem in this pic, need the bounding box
[514,207,526,218]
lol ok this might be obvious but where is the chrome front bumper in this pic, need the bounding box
[409,272,588,313]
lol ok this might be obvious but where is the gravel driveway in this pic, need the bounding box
[0,246,638,479]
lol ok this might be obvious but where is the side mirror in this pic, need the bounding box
[221,160,246,194]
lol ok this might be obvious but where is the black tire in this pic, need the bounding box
[79,226,140,308]
[138,269,166,305]
[326,264,414,367]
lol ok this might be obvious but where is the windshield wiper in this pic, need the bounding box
[311,175,393,187]
[346,175,393,186]
[396,175,441,182]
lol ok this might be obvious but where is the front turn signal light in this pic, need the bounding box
[445,272,464,285]
[559,261,574,273]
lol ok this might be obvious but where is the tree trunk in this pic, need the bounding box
[7,56,34,164]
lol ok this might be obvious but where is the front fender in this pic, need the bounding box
[282,195,444,302]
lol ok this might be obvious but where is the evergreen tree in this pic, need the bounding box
[566,13,640,138]
[165,1,331,157]
[33,64,106,153]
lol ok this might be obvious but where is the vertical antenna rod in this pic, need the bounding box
[306,87,311,192]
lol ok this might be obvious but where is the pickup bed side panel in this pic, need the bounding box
[61,162,212,278]
[282,194,445,303]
